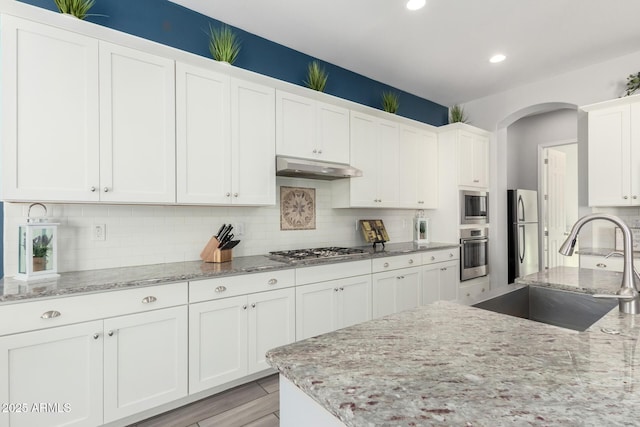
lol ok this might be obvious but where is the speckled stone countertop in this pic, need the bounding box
[267,266,640,426]
[577,247,640,257]
[515,265,623,295]
[0,241,458,305]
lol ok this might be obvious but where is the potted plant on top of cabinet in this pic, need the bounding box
[303,61,328,92]
[381,91,399,114]
[208,24,241,64]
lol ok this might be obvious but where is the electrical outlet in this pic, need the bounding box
[236,222,245,237]
[93,224,106,241]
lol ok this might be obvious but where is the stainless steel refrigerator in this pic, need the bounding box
[507,189,539,284]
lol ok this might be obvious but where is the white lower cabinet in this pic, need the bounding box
[295,275,372,341]
[0,321,104,427]
[372,267,421,318]
[421,260,459,304]
[0,305,187,427]
[189,287,295,394]
[103,306,188,423]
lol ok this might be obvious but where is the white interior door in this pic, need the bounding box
[545,147,568,269]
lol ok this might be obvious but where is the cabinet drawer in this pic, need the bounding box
[189,269,295,303]
[580,254,623,272]
[296,260,371,285]
[0,282,188,336]
[422,248,459,265]
[372,254,421,273]
[459,281,490,304]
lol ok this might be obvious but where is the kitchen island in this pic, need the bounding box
[266,266,640,426]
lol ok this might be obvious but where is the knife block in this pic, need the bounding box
[200,237,233,263]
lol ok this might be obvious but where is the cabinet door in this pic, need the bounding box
[99,41,176,203]
[458,130,488,188]
[317,101,350,164]
[421,264,441,305]
[377,119,400,207]
[176,62,231,204]
[418,131,439,209]
[296,281,338,341]
[247,288,295,374]
[1,16,100,202]
[396,268,421,313]
[349,112,379,207]
[0,321,103,427]
[103,306,188,423]
[422,261,459,304]
[276,91,315,159]
[630,103,640,205]
[336,275,372,330]
[439,261,459,301]
[372,272,398,319]
[231,79,276,205]
[189,296,248,393]
[588,104,631,206]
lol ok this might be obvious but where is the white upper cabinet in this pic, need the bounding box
[398,125,438,209]
[333,111,399,208]
[1,17,176,204]
[1,15,100,202]
[437,123,490,189]
[583,96,640,206]
[231,78,276,205]
[276,90,350,164]
[99,41,176,203]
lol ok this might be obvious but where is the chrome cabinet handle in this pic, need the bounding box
[339,287,344,291]
[108,331,114,337]
[268,278,277,285]
[90,186,96,192]
[251,303,256,308]
[418,201,424,204]
[41,310,61,319]
[397,275,405,279]
[313,149,317,154]
[103,187,109,192]
[449,253,454,258]
[473,179,480,183]
[233,193,238,197]
[215,286,227,293]
[242,305,247,310]
[440,267,447,271]
[226,192,231,197]
[431,256,436,261]
[408,259,414,264]
[482,288,486,292]
[624,196,629,200]
[634,196,638,200]
[142,296,157,304]
[596,263,607,268]
[93,333,100,340]
[383,262,389,268]
[334,288,339,292]
[466,292,471,297]
[317,149,322,154]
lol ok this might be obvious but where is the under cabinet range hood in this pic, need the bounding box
[275,156,362,180]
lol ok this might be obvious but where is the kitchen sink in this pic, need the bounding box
[472,286,617,331]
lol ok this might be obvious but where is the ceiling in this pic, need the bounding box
[168,0,640,106]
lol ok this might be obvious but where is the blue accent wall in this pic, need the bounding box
[19,0,448,126]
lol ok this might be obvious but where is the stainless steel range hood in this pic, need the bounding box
[276,156,362,181]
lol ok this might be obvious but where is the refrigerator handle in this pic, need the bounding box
[518,224,526,263]
[518,194,525,222]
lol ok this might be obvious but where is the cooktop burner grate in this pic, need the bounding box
[269,247,368,261]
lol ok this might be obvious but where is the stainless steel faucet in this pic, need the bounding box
[559,213,640,314]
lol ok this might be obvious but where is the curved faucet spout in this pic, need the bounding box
[559,213,640,314]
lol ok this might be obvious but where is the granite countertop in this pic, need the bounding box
[577,247,640,257]
[515,265,623,295]
[0,241,459,305]
[267,267,640,426]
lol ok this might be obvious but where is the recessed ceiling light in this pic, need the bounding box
[406,0,426,11]
[489,54,506,63]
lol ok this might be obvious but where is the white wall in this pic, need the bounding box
[3,177,421,276]
[506,109,577,190]
[464,48,640,289]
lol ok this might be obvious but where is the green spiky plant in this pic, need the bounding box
[381,91,400,114]
[53,0,96,20]
[304,61,328,92]
[624,72,640,97]
[449,104,468,123]
[208,25,241,64]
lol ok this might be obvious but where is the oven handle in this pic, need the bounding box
[461,238,488,244]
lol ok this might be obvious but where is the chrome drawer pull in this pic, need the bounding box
[215,286,227,293]
[408,259,414,264]
[596,263,607,268]
[431,256,436,261]
[93,333,100,340]
[268,278,277,285]
[108,330,114,337]
[383,262,389,268]
[142,296,157,304]
[41,310,61,319]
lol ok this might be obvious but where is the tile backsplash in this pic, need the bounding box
[3,178,423,276]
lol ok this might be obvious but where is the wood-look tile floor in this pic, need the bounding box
[130,374,280,427]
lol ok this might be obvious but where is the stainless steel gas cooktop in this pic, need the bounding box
[268,247,368,262]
